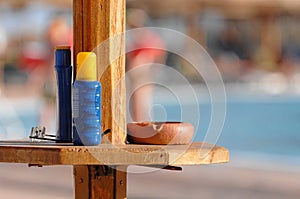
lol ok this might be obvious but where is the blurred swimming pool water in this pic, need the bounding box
[151,85,300,158]
[1,85,300,160]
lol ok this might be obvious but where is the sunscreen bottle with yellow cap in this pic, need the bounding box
[73,52,101,145]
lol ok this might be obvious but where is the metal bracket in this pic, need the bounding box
[29,126,57,142]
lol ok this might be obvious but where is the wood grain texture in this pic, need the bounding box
[115,166,127,199]
[89,165,114,199]
[73,0,83,79]
[74,165,90,199]
[73,0,126,198]
[0,143,228,166]
[167,142,230,166]
[74,165,127,199]
[73,0,126,145]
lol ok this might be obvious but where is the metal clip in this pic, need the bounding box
[29,126,57,142]
[30,126,45,138]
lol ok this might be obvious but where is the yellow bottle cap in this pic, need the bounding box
[76,52,97,81]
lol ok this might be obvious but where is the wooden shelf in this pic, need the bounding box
[0,1,230,198]
[0,142,228,166]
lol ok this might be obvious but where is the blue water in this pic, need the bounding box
[0,98,40,139]
[1,92,300,159]
[152,95,300,158]
[220,101,300,156]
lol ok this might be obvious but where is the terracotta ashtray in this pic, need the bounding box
[127,122,194,145]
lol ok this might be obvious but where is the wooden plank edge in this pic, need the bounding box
[0,143,229,166]
[60,147,168,165]
[0,145,169,166]
[168,145,229,166]
[0,145,62,165]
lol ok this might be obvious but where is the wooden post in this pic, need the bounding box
[73,0,126,145]
[74,166,127,199]
[73,0,127,198]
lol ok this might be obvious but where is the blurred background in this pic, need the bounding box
[0,0,300,198]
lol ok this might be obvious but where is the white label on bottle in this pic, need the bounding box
[73,87,79,118]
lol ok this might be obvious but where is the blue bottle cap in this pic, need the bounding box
[55,46,71,67]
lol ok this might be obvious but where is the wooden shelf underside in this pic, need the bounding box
[0,142,229,166]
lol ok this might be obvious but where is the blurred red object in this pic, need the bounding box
[18,42,49,72]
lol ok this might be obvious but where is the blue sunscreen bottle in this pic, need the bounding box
[55,46,72,142]
[73,52,101,146]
